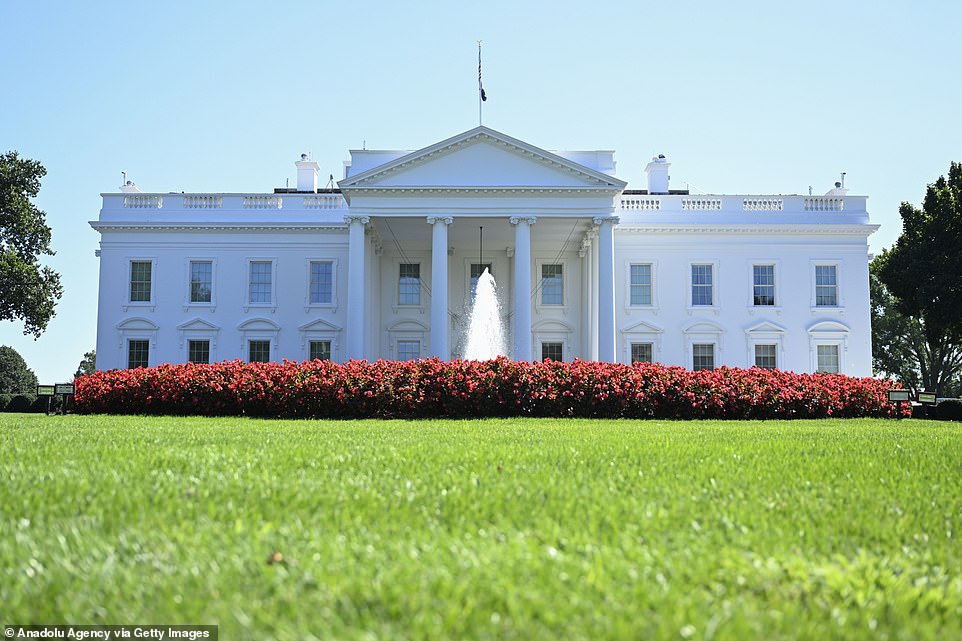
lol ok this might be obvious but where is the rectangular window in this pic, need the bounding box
[249,261,272,304]
[188,339,210,364]
[692,343,715,371]
[541,264,563,305]
[691,264,713,306]
[248,340,271,363]
[397,340,420,361]
[309,340,331,361]
[541,342,563,362]
[189,261,212,303]
[754,344,777,369]
[129,261,152,302]
[399,264,420,305]
[753,265,775,306]
[630,264,653,306]
[630,342,653,364]
[310,261,333,305]
[469,263,493,301]
[127,339,149,369]
[816,344,840,373]
[815,265,838,306]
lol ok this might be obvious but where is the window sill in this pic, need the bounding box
[811,306,845,315]
[748,306,782,315]
[244,305,277,314]
[686,306,719,316]
[122,303,155,313]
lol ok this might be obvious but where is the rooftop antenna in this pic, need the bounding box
[840,172,846,189]
[808,185,813,195]
[327,173,335,189]
[362,139,366,150]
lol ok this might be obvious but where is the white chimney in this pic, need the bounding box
[645,154,671,194]
[295,153,319,192]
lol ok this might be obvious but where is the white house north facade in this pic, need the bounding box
[91,126,877,375]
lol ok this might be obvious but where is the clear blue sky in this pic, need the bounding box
[2,0,960,382]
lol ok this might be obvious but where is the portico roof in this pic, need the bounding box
[338,126,627,204]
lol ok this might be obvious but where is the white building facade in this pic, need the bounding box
[92,127,877,375]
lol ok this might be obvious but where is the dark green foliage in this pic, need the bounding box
[0,345,38,394]
[0,393,11,411]
[935,399,962,421]
[74,349,96,378]
[7,393,37,412]
[0,151,63,337]
[874,162,962,396]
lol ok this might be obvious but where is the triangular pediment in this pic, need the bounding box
[339,127,626,193]
[237,317,280,332]
[622,320,664,334]
[177,317,221,332]
[745,321,786,335]
[299,318,342,333]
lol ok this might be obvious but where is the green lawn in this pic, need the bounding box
[2,415,960,641]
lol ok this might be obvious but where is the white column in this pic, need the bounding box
[589,227,599,360]
[345,215,369,360]
[510,216,536,361]
[595,216,618,362]
[427,216,453,359]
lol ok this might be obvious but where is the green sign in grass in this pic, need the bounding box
[36,384,55,396]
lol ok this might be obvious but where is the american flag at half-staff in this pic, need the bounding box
[478,41,487,102]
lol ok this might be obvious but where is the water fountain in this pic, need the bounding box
[463,268,508,360]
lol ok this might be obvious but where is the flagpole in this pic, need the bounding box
[477,40,483,126]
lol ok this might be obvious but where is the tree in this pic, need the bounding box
[876,162,962,395]
[75,350,96,378]
[0,345,39,394]
[871,254,962,395]
[0,151,63,337]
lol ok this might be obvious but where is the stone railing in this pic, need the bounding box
[303,194,346,209]
[682,198,723,211]
[618,194,863,216]
[105,192,350,215]
[123,194,163,209]
[621,197,661,210]
[184,195,223,209]
[243,195,283,209]
[804,197,844,211]
[742,198,784,211]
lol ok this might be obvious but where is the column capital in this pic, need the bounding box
[344,215,370,225]
[426,216,454,226]
[592,215,620,226]
[509,216,537,226]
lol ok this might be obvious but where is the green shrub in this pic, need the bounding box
[0,393,12,412]
[8,394,38,413]
[935,399,962,421]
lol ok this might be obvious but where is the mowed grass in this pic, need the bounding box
[2,415,961,641]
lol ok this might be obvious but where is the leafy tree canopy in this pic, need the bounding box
[0,151,63,337]
[0,345,39,394]
[878,162,962,345]
[75,350,96,378]
[871,253,962,396]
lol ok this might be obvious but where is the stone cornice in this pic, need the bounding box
[341,186,622,195]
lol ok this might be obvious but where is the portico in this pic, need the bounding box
[337,126,626,362]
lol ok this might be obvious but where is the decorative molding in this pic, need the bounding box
[344,215,371,225]
[509,216,537,226]
[616,224,879,237]
[426,216,454,225]
[338,127,627,191]
[593,215,620,226]
[90,222,349,233]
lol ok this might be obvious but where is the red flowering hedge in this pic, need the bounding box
[73,358,908,420]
